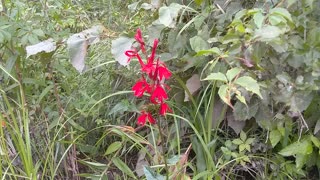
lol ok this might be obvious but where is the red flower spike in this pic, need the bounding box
[137,111,156,125]
[150,85,168,104]
[132,79,151,97]
[148,39,159,64]
[160,103,172,116]
[125,50,145,68]
[157,65,171,80]
[135,29,146,53]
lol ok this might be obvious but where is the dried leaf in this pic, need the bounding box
[26,38,56,58]
[111,36,135,66]
[227,110,245,135]
[184,74,201,102]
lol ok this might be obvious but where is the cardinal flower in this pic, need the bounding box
[137,111,156,125]
[157,64,171,80]
[150,85,168,104]
[159,102,172,116]
[132,78,151,97]
[135,29,146,53]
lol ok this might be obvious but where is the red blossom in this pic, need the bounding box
[160,103,172,116]
[151,85,168,104]
[148,39,159,64]
[157,64,171,80]
[132,78,151,97]
[135,29,146,53]
[126,29,172,125]
[137,111,156,125]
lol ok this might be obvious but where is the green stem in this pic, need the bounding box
[157,118,169,180]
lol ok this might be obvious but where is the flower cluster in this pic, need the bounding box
[125,29,172,126]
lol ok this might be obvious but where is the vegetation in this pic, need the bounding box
[0,0,320,179]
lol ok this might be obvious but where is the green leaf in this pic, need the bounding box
[310,135,320,148]
[246,138,255,145]
[296,154,308,169]
[143,166,165,180]
[279,139,313,156]
[239,144,246,152]
[79,160,107,171]
[254,25,282,42]
[232,139,243,145]
[105,141,122,155]
[204,72,227,82]
[226,67,242,81]
[112,157,136,178]
[269,8,293,22]
[234,76,262,98]
[218,85,232,107]
[253,12,264,29]
[190,35,209,53]
[236,94,247,105]
[32,29,45,37]
[270,129,282,147]
[240,131,247,141]
[195,47,221,56]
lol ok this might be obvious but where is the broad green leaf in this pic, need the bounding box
[195,47,221,56]
[112,157,136,178]
[218,85,232,107]
[279,139,313,156]
[236,94,247,105]
[204,72,227,82]
[190,35,209,53]
[296,154,308,169]
[254,25,282,42]
[234,76,262,98]
[270,129,282,147]
[240,131,247,141]
[105,141,122,155]
[269,8,293,22]
[32,29,45,37]
[232,139,243,145]
[143,166,165,180]
[253,12,264,29]
[314,119,320,135]
[287,0,297,8]
[239,144,246,152]
[269,14,287,25]
[111,36,134,66]
[26,38,56,58]
[226,67,242,81]
[246,138,255,145]
[310,135,320,148]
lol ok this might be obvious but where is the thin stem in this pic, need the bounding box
[157,117,169,180]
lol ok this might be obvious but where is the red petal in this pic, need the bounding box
[146,113,156,124]
[137,113,147,125]
[160,103,172,116]
[150,85,168,104]
[158,65,171,80]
